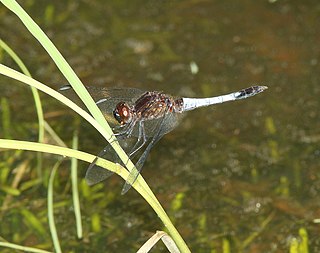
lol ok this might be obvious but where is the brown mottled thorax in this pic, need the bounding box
[133,91,183,121]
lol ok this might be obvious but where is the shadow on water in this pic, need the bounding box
[1,0,320,252]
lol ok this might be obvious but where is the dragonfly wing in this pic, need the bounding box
[59,85,145,123]
[87,86,145,113]
[85,161,114,186]
[85,144,116,185]
[121,137,155,194]
[85,137,136,186]
[120,111,177,194]
[141,111,184,137]
[121,164,141,194]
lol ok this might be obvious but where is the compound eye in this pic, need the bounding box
[113,102,131,125]
[113,109,122,123]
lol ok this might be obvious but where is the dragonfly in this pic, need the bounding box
[60,85,268,194]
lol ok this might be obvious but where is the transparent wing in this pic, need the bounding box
[142,112,184,137]
[85,145,115,186]
[85,160,114,186]
[121,110,179,194]
[85,137,134,186]
[86,86,145,113]
[59,85,145,125]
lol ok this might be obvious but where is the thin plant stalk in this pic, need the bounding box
[48,161,63,253]
[0,241,52,253]
[71,130,83,239]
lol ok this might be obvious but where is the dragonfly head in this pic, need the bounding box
[113,102,132,125]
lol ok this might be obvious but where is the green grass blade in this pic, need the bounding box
[43,121,66,147]
[48,161,62,253]
[1,97,11,139]
[0,39,32,77]
[0,139,125,182]
[71,130,83,239]
[0,241,52,253]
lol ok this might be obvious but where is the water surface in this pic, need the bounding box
[1,0,320,252]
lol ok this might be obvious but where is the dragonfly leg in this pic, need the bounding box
[120,135,158,195]
[128,120,147,158]
[114,119,137,138]
[112,123,127,132]
[113,125,129,136]
[121,110,169,195]
[125,119,138,138]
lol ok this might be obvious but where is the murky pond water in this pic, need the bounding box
[1,0,320,252]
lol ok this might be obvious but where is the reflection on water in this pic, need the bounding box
[1,0,320,252]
